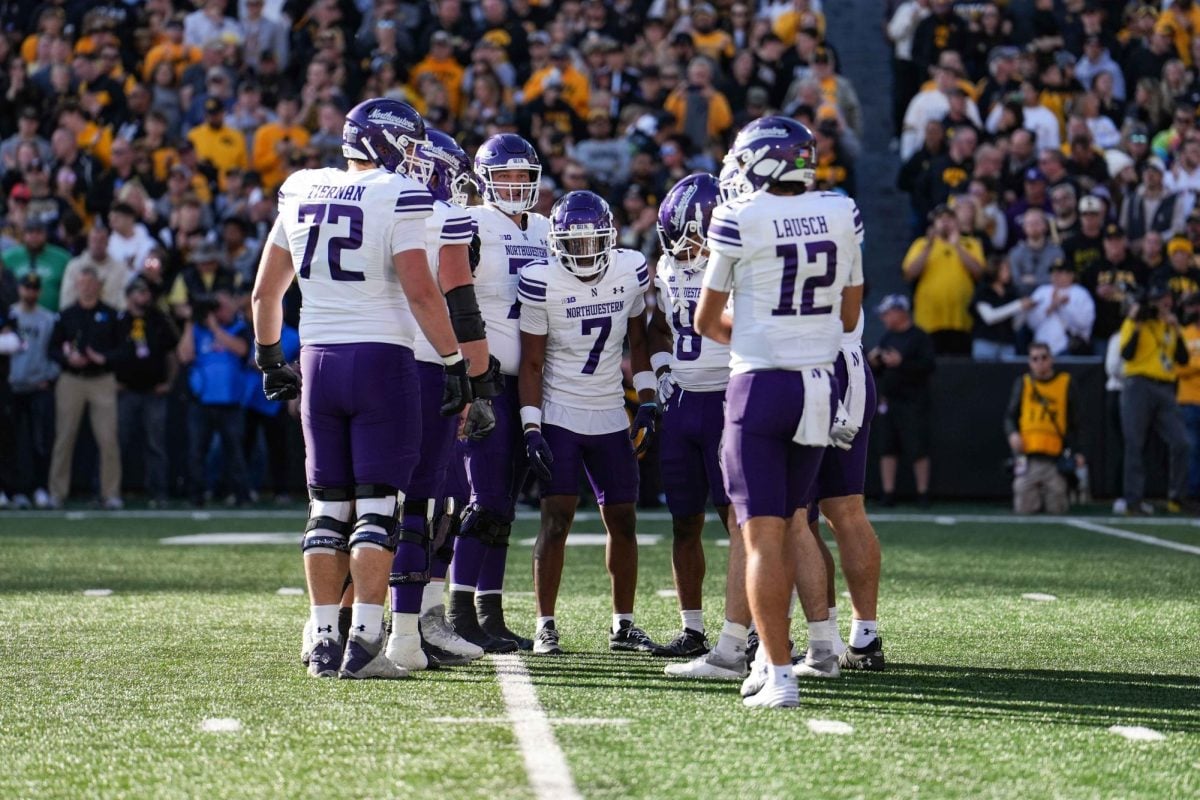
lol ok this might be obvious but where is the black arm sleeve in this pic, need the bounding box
[1174,329,1189,366]
[1121,324,1140,361]
[445,285,487,343]
[1004,377,1023,438]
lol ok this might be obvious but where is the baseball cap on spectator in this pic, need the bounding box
[988,45,1019,65]
[1050,259,1074,273]
[1103,223,1126,239]
[125,276,150,296]
[529,31,550,47]
[929,203,955,220]
[1078,195,1104,214]
[190,244,225,265]
[876,294,911,314]
[1024,167,1047,183]
[1054,50,1076,69]
[1128,127,1150,144]
[431,31,452,46]
[9,183,31,201]
[550,45,570,60]
[1145,156,1167,173]
[692,2,716,16]
[19,106,39,121]
[23,218,48,232]
[204,97,224,115]
[206,67,228,84]
[19,272,42,290]
[1169,236,1195,256]
[671,32,694,47]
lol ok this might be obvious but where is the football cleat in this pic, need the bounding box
[651,628,710,658]
[300,618,314,666]
[838,637,886,671]
[422,640,471,668]
[745,628,759,664]
[742,676,800,709]
[793,651,841,679]
[477,594,534,651]
[533,623,563,655]
[307,637,343,678]
[340,633,409,679]
[664,649,748,680]
[740,660,768,698]
[383,631,429,672]
[448,590,519,653]
[421,605,485,660]
[609,620,661,653]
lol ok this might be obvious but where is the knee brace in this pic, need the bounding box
[348,484,400,552]
[388,500,431,585]
[460,502,511,546]
[432,497,464,563]
[303,486,354,554]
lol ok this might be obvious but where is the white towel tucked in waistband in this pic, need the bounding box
[842,344,867,428]
[792,367,834,447]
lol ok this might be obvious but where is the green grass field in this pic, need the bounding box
[1,508,1197,799]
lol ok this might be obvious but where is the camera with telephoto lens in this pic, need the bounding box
[190,294,219,322]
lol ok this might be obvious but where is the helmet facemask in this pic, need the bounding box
[481,165,542,215]
[550,223,616,279]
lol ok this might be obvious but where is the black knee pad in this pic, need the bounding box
[432,497,464,562]
[460,502,510,546]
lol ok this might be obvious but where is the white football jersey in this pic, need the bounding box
[519,249,650,435]
[468,205,551,375]
[654,257,730,391]
[412,200,477,363]
[272,166,433,347]
[704,190,864,374]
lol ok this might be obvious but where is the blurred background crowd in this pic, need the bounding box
[3,0,1200,511]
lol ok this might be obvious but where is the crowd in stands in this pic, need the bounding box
[892,0,1200,362]
[0,0,868,507]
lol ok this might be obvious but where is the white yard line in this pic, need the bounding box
[1065,520,1200,556]
[491,653,583,800]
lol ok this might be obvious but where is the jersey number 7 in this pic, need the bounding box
[297,202,365,281]
[772,240,837,316]
[581,316,612,374]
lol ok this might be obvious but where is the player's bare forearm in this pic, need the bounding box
[396,248,459,356]
[841,284,864,333]
[518,330,547,423]
[462,340,488,377]
[626,313,656,403]
[251,243,294,346]
[695,288,732,344]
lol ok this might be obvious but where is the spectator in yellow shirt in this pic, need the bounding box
[772,0,826,45]
[902,203,985,355]
[663,58,733,148]
[524,46,590,119]
[1155,0,1200,66]
[410,32,466,118]
[57,101,113,168]
[688,4,735,64]
[187,98,248,191]
[252,95,310,194]
[143,17,202,82]
[1177,292,1200,498]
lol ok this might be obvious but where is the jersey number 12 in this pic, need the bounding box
[772,240,837,316]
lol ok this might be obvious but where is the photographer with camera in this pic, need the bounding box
[176,286,251,507]
[1004,343,1085,514]
[1118,284,1190,514]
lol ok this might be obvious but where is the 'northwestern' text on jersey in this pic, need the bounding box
[703,190,864,374]
[518,249,650,434]
[469,205,551,375]
[654,256,730,391]
[272,166,433,347]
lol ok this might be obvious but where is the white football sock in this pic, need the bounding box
[612,612,634,633]
[311,604,341,642]
[680,609,704,633]
[807,620,832,657]
[350,602,385,640]
[769,663,793,684]
[849,619,878,649]
[420,581,444,614]
[536,615,555,631]
[391,612,418,636]
[713,620,749,658]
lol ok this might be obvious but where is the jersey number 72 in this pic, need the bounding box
[297,203,365,281]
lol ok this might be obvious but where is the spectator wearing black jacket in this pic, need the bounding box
[46,266,124,509]
[869,294,937,507]
[1083,224,1148,351]
[115,277,179,506]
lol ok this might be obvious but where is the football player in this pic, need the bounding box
[517,190,661,655]
[695,117,864,708]
[251,98,473,679]
[646,174,738,661]
[385,129,500,670]
[446,133,551,652]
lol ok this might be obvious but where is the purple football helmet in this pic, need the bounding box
[657,173,721,275]
[549,190,616,279]
[475,133,542,215]
[729,116,816,190]
[342,98,430,180]
[418,129,478,206]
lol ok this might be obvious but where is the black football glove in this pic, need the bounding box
[470,354,504,399]
[524,429,554,481]
[254,340,300,401]
[630,402,660,455]
[441,355,473,416]
[462,399,497,440]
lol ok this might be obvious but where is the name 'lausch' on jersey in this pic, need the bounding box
[705,190,864,374]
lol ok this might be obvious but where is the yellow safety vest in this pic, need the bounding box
[1020,373,1070,457]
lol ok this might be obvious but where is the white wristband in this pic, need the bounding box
[441,351,463,367]
[633,370,657,394]
[520,406,542,429]
[650,351,671,373]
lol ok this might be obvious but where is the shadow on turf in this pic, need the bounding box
[508,654,1200,732]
